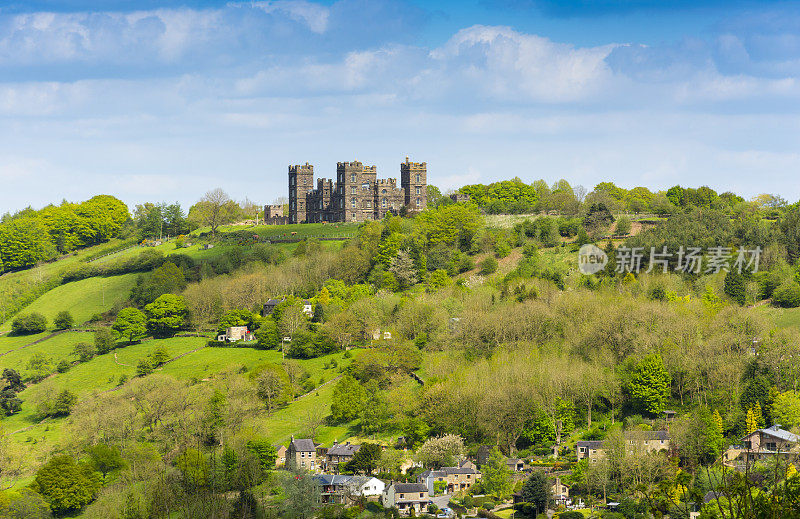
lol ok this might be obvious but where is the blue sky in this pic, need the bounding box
[2,0,800,212]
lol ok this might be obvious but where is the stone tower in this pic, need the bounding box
[400,157,427,212]
[288,163,314,223]
[336,161,377,222]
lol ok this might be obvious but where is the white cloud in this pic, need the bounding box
[236,1,330,33]
[429,25,617,102]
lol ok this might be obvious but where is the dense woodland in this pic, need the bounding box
[2,181,800,518]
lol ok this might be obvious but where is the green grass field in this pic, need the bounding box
[0,331,94,372]
[0,331,50,355]
[758,306,800,330]
[215,222,359,239]
[1,336,208,448]
[0,239,133,317]
[0,274,138,332]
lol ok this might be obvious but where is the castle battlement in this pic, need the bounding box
[286,158,428,224]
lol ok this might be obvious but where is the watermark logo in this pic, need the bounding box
[578,244,608,275]
[577,245,762,275]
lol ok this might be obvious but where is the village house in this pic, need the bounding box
[458,459,477,471]
[324,442,361,473]
[418,466,481,495]
[313,474,385,504]
[577,430,670,463]
[262,298,283,316]
[723,425,799,467]
[576,440,606,463]
[275,445,287,468]
[506,458,526,472]
[382,482,430,516]
[216,326,254,343]
[624,430,671,455]
[286,436,320,471]
[551,477,570,504]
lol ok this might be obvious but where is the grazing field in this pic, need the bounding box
[2,336,209,448]
[0,331,94,372]
[0,274,138,332]
[0,239,133,320]
[0,331,50,355]
[215,222,359,240]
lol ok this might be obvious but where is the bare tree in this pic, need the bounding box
[574,185,588,202]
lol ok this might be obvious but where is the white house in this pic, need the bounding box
[217,326,254,342]
[350,476,385,498]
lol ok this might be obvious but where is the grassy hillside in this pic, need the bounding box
[0,274,138,332]
[0,239,134,322]
[0,331,94,372]
[0,331,50,355]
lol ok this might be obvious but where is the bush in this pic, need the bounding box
[615,216,632,235]
[479,256,498,275]
[773,282,800,308]
[559,512,584,519]
[11,313,48,335]
[136,358,154,377]
[53,311,74,330]
[94,328,116,354]
[56,359,71,373]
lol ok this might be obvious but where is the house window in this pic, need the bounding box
[399,494,404,499]
[382,198,387,207]
[419,493,424,498]
[382,189,387,194]
[362,183,370,191]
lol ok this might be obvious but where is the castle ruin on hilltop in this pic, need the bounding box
[286,157,427,224]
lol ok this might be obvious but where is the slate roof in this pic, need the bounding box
[740,425,800,444]
[393,483,428,494]
[703,490,722,504]
[290,438,317,452]
[328,442,361,457]
[443,466,477,475]
[638,430,670,441]
[420,466,478,478]
[314,474,353,486]
[759,425,799,443]
[577,440,605,449]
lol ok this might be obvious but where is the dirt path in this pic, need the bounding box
[0,330,67,358]
[113,351,136,367]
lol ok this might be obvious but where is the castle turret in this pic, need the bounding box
[400,157,427,212]
[288,163,314,224]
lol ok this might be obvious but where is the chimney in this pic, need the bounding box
[290,435,294,442]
